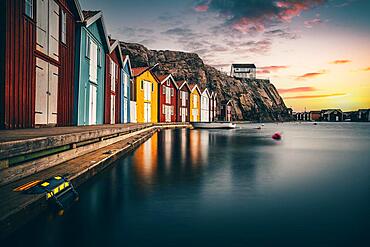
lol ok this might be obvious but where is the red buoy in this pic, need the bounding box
[272,132,282,140]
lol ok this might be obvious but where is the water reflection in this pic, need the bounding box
[6,123,370,247]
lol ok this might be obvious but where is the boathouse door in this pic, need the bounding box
[144,103,151,123]
[181,108,186,122]
[35,58,59,125]
[89,85,97,124]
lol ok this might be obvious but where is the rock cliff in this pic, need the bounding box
[120,42,292,121]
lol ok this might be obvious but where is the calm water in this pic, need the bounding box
[5,123,370,247]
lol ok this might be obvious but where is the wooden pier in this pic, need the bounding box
[0,123,190,238]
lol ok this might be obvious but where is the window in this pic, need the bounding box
[61,10,67,44]
[25,0,34,18]
[152,83,154,92]
[193,95,197,108]
[97,47,102,67]
[141,81,144,90]
[86,36,91,58]
[166,80,170,86]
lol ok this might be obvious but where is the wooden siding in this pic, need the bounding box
[58,3,76,126]
[177,86,191,122]
[75,23,106,126]
[1,0,77,129]
[158,79,178,122]
[134,71,158,123]
[104,50,121,124]
[1,0,36,129]
[190,89,201,122]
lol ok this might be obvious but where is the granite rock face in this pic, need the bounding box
[120,42,292,121]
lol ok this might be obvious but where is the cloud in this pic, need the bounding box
[258,65,289,74]
[278,86,316,94]
[163,27,194,36]
[296,71,326,80]
[284,93,346,99]
[304,17,322,28]
[194,5,209,12]
[264,29,299,39]
[194,0,326,33]
[330,59,351,64]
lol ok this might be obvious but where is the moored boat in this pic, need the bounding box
[192,122,236,129]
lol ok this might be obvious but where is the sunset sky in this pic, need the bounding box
[80,0,370,112]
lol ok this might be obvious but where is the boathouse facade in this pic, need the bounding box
[121,55,132,123]
[104,38,124,124]
[1,0,83,129]
[157,74,178,123]
[74,10,109,126]
[132,66,159,123]
[189,84,201,122]
[200,88,210,122]
[176,80,191,123]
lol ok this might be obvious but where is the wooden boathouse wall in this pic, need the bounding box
[0,0,78,129]
[1,0,36,129]
[58,0,77,127]
[104,49,121,124]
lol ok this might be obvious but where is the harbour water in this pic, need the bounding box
[5,123,370,246]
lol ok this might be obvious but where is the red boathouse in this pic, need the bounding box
[0,0,83,129]
[104,38,124,124]
[156,74,178,122]
[176,80,191,123]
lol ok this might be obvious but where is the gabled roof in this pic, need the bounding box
[122,55,133,77]
[176,80,191,91]
[221,99,232,105]
[201,88,211,98]
[232,64,256,69]
[71,0,84,21]
[189,84,201,94]
[132,67,150,77]
[109,38,125,67]
[155,74,179,89]
[82,10,110,52]
[132,64,158,78]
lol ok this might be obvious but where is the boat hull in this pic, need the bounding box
[192,122,236,129]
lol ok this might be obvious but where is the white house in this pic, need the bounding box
[230,64,256,79]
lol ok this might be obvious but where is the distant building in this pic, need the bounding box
[358,109,370,122]
[230,64,256,79]
[221,100,233,122]
[309,111,321,121]
[321,109,343,122]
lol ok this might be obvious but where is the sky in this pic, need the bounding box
[80,0,370,112]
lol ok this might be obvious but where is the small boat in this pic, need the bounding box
[192,122,236,129]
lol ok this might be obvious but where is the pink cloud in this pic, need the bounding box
[330,59,351,64]
[278,86,316,94]
[297,71,326,80]
[194,5,209,12]
[304,17,322,28]
[284,93,346,99]
[258,65,289,74]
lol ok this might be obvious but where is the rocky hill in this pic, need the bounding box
[120,42,292,121]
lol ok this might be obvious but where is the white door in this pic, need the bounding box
[35,58,58,125]
[48,64,58,124]
[181,108,186,122]
[110,95,115,124]
[123,98,128,123]
[165,106,171,122]
[89,84,97,124]
[144,102,151,123]
[35,58,48,124]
